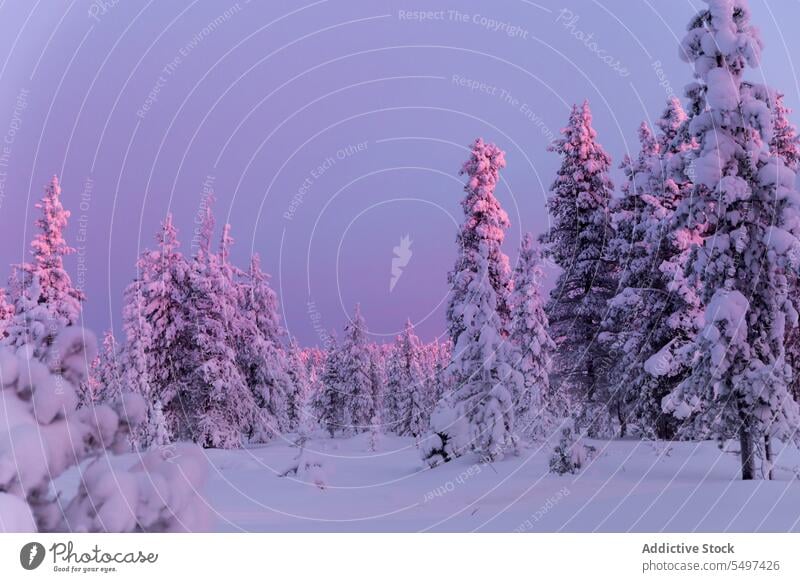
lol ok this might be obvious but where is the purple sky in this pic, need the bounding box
[1,0,799,347]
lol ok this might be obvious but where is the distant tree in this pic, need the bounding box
[94,330,123,404]
[317,335,343,437]
[419,341,444,417]
[431,340,452,404]
[769,92,800,171]
[367,343,386,435]
[286,337,310,431]
[386,320,428,438]
[78,358,103,407]
[338,305,375,432]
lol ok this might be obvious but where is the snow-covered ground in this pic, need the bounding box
[68,434,800,532]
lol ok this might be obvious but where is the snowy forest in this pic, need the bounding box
[3,0,800,533]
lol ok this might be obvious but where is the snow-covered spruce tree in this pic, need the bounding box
[600,123,661,437]
[79,360,103,407]
[0,327,209,532]
[510,233,558,439]
[367,343,386,437]
[383,351,402,430]
[177,212,254,448]
[431,339,452,404]
[141,399,171,448]
[302,345,325,416]
[286,337,310,431]
[317,335,343,437]
[235,253,292,442]
[94,330,123,404]
[541,102,618,436]
[279,388,329,488]
[238,252,288,349]
[4,176,84,362]
[120,285,154,449]
[548,427,578,475]
[601,101,697,439]
[441,245,523,462]
[386,320,428,438]
[338,305,375,432]
[662,0,800,480]
[770,92,800,172]
[419,341,445,420]
[424,139,521,464]
[371,344,389,437]
[446,138,514,349]
[616,98,702,441]
[770,93,800,403]
[122,214,188,447]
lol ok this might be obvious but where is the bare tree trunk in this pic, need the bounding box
[764,435,774,480]
[739,423,755,480]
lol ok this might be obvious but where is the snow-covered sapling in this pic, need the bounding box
[549,426,595,475]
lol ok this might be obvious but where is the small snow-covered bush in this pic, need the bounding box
[420,431,451,468]
[279,436,328,490]
[420,399,470,468]
[295,450,328,490]
[368,414,381,452]
[548,426,595,475]
[0,328,209,532]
